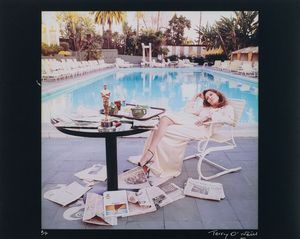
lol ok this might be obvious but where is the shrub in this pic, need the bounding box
[167,55,178,61]
[192,56,205,65]
[58,51,72,56]
[205,54,227,65]
[60,42,70,51]
[41,43,63,56]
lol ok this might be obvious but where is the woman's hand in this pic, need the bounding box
[195,117,211,126]
[192,93,204,101]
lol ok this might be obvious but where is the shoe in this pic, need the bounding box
[138,149,154,178]
[137,149,154,167]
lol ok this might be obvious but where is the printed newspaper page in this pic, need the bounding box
[103,190,129,217]
[74,164,107,182]
[43,182,91,206]
[118,166,172,189]
[118,167,150,189]
[158,182,185,202]
[125,189,157,217]
[184,178,225,201]
[83,192,117,226]
[145,186,172,209]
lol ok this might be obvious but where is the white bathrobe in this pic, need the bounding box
[143,99,234,178]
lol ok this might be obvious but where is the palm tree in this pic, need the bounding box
[215,16,238,56]
[135,11,144,36]
[156,11,160,31]
[92,11,126,48]
[234,11,258,48]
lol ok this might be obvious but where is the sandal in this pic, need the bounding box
[138,149,154,167]
[138,149,154,178]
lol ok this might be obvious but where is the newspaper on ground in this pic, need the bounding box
[103,190,129,217]
[75,164,107,182]
[83,192,117,226]
[118,166,172,189]
[43,182,91,206]
[63,199,85,221]
[124,189,157,217]
[157,182,185,203]
[127,155,141,165]
[183,178,225,201]
[145,186,172,209]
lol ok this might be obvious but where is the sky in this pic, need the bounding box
[42,11,234,41]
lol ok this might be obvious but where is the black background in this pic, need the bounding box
[0,0,299,238]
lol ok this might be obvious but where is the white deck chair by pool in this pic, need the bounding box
[152,59,166,68]
[115,58,133,68]
[220,60,230,71]
[183,59,198,66]
[238,61,256,76]
[184,98,246,180]
[178,59,193,67]
[211,60,221,68]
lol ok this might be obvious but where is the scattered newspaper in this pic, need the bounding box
[43,182,91,206]
[118,166,171,189]
[103,190,129,217]
[183,178,225,201]
[127,155,141,165]
[63,199,85,221]
[158,182,185,203]
[75,164,107,182]
[125,189,157,217]
[83,193,117,226]
[145,186,172,209]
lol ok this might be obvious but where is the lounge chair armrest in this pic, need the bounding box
[203,121,234,127]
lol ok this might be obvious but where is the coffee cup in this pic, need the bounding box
[131,107,147,118]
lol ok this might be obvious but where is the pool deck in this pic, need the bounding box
[42,137,258,229]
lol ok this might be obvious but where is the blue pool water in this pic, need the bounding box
[42,68,258,124]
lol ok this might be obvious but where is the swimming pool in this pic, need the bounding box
[42,67,258,124]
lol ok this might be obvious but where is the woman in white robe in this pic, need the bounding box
[138,89,235,178]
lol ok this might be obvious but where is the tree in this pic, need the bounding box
[164,14,191,45]
[135,11,144,36]
[92,11,126,48]
[197,11,258,58]
[56,12,97,52]
[140,29,164,56]
[235,11,258,48]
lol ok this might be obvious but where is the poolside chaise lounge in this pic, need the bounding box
[220,60,231,71]
[183,59,198,66]
[152,59,167,68]
[211,60,222,68]
[115,58,134,68]
[229,60,242,72]
[177,59,193,67]
[238,61,256,76]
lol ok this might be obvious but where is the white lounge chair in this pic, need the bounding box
[42,60,71,81]
[152,59,166,68]
[211,60,221,68]
[166,59,178,67]
[220,60,230,71]
[183,59,198,66]
[184,98,246,180]
[229,60,242,72]
[115,58,133,68]
[177,59,193,67]
[238,62,256,76]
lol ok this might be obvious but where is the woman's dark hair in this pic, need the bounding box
[202,89,228,108]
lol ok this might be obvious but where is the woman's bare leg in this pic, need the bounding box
[139,116,175,166]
